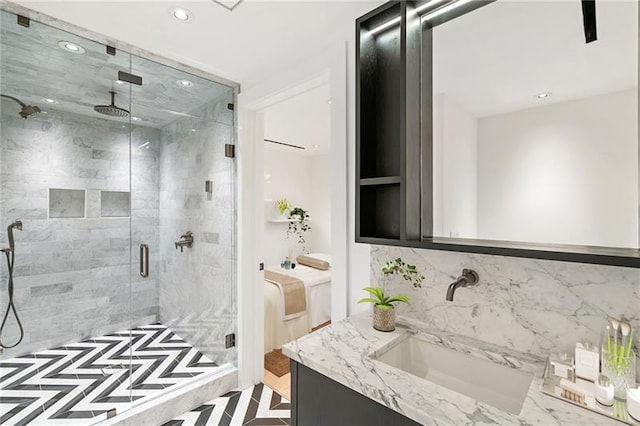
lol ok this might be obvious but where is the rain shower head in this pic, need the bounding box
[1,94,41,119]
[94,91,129,118]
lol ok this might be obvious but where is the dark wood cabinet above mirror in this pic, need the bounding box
[356,2,421,242]
[355,0,640,268]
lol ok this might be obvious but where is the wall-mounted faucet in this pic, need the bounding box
[446,269,479,301]
[175,231,193,252]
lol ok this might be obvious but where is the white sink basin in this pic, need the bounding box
[374,335,533,415]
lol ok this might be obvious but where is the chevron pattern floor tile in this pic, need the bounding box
[165,383,291,426]
[0,324,222,425]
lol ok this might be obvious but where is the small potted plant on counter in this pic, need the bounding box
[358,258,425,332]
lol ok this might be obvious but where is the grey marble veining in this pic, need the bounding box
[371,246,640,382]
[0,107,160,359]
[158,91,237,366]
[283,313,617,425]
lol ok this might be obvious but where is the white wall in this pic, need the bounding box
[477,89,638,248]
[238,36,370,387]
[263,148,331,265]
[310,154,332,254]
[433,94,478,239]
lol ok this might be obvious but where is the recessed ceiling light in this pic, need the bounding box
[58,41,85,54]
[326,100,332,105]
[176,79,194,88]
[132,116,142,121]
[116,80,125,85]
[313,144,320,148]
[191,128,197,132]
[170,7,193,22]
[536,92,551,99]
[42,98,58,104]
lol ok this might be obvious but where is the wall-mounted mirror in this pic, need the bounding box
[429,0,638,251]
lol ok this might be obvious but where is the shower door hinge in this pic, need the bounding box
[227,103,234,111]
[225,144,236,158]
[106,45,116,56]
[117,71,143,86]
[17,15,30,28]
[225,333,236,348]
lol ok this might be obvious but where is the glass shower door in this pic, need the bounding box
[126,54,237,402]
[0,9,138,423]
[0,9,238,424]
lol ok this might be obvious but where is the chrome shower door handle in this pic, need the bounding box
[140,244,149,278]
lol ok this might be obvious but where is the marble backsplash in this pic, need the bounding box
[371,245,640,378]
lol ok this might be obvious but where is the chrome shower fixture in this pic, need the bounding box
[175,231,194,252]
[0,94,41,119]
[6,219,22,252]
[94,91,130,118]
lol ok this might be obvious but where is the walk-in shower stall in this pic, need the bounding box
[0,8,238,425]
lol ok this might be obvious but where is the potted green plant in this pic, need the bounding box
[275,198,292,219]
[358,258,425,332]
[287,207,311,253]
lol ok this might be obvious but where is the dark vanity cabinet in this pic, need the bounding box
[356,2,423,243]
[290,360,421,426]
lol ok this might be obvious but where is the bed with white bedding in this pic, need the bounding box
[264,253,331,353]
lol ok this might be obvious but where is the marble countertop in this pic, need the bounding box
[282,313,615,425]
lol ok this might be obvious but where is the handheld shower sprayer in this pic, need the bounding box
[1,219,24,349]
[6,220,23,253]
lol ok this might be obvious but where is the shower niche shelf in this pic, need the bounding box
[49,188,86,218]
[101,191,130,218]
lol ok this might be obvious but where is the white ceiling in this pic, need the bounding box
[434,0,638,117]
[264,83,330,155]
[10,0,636,121]
[0,10,231,128]
[13,0,381,89]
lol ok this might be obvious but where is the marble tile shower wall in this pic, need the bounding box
[371,246,640,380]
[0,109,160,359]
[158,91,237,366]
